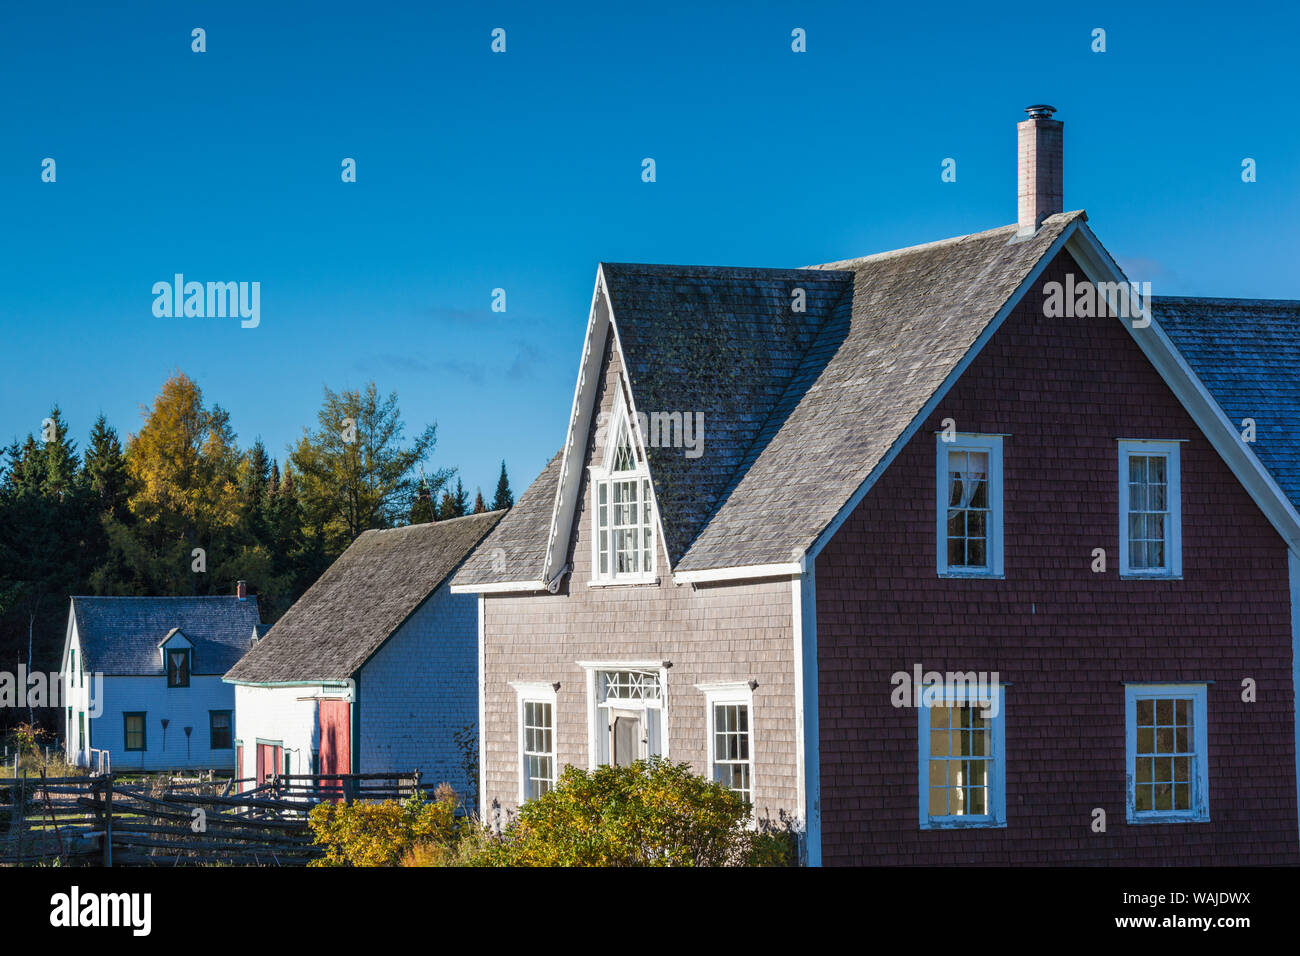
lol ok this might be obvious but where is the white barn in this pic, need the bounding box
[59,591,263,771]
[223,512,502,798]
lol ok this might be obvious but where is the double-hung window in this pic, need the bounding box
[124,712,146,752]
[1118,440,1182,577]
[1125,684,1208,823]
[512,682,557,802]
[590,408,656,584]
[936,434,1004,577]
[209,710,233,750]
[917,684,1006,828]
[699,682,754,805]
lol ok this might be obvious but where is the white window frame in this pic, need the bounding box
[936,433,1005,578]
[1118,440,1182,578]
[578,661,670,768]
[511,681,557,803]
[588,401,658,586]
[698,681,755,806]
[917,683,1007,829]
[1124,683,1209,824]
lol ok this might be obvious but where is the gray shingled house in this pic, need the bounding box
[223,512,503,795]
[450,107,1300,866]
[59,591,263,771]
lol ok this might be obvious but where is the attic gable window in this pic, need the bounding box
[590,407,657,584]
[936,434,1004,578]
[167,648,191,687]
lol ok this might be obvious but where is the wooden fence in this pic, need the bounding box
[1,769,427,866]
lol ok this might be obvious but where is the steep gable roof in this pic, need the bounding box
[70,596,262,676]
[677,213,1080,570]
[1154,296,1300,513]
[224,511,504,684]
[602,264,854,565]
[454,209,1300,591]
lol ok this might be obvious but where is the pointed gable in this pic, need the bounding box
[598,263,854,566]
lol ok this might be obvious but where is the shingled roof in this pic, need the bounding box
[70,596,262,676]
[450,452,562,588]
[1155,296,1300,512]
[453,211,1084,587]
[224,511,503,684]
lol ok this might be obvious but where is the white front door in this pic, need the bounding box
[609,708,647,766]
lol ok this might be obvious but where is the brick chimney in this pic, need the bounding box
[1017,105,1063,236]
[236,580,247,600]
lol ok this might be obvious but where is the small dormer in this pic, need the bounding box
[158,628,194,687]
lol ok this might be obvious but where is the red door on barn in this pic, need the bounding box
[256,742,283,786]
[318,699,351,799]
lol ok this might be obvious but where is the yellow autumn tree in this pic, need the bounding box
[115,372,244,591]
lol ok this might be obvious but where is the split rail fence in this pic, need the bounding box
[0,769,425,866]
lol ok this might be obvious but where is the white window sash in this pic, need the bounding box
[917,684,1007,829]
[511,681,557,803]
[935,434,1005,578]
[588,401,658,585]
[1117,440,1182,578]
[698,681,755,806]
[1124,683,1209,823]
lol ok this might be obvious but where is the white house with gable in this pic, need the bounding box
[223,512,502,798]
[60,587,263,771]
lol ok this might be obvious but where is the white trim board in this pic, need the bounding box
[1291,551,1300,854]
[798,219,1300,568]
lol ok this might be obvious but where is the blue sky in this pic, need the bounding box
[3,1,1298,499]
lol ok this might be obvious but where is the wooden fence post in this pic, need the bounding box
[15,769,25,863]
[102,776,114,867]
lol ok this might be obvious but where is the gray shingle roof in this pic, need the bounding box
[224,511,504,684]
[71,596,263,676]
[678,213,1081,569]
[604,264,854,565]
[450,452,562,587]
[1155,296,1300,512]
[453,212,1083,584]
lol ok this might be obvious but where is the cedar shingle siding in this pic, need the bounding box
[481,338,802,820]
[815,250,1298,865]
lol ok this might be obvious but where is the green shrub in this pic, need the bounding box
[308,788,460,867]
[457,758,770,867]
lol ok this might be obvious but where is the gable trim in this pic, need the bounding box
[1066,225,1300,557]
[541,266,670,587]
[541,269,612,586]
[674,562,803,584]
[449,580,548,595]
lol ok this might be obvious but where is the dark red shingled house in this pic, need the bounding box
[451,106,1300,865]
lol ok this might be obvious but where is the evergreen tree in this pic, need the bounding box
[410,474,435,524]
[84,414,129,519]
[436,478,469,520]
[290,381,450,553]
[41,406,79,499]
[472,488,487,514]
[492,460,514,510]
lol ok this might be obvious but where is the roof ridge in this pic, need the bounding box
[362,510,507,535]
[600,262,853,277]
[1154,295,1300,307]
[808,211,1085,270]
